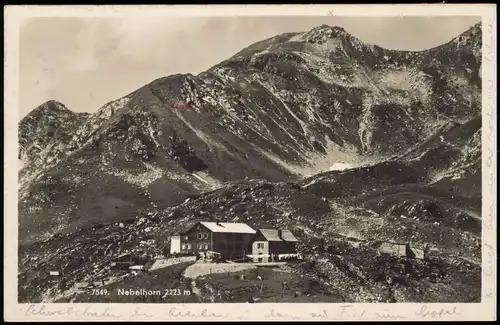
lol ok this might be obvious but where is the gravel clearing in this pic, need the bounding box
[183,261,257,279]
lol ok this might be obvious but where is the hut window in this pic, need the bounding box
[181,244,186,250]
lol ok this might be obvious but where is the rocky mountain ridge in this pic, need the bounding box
[18,22,482,247]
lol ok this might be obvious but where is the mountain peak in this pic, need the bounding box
[463,21,481,38]
[21,100,72,122]
[38,99,69,112]
[314,24,346,32]
[306,24,349,36]
[447,22,481,61]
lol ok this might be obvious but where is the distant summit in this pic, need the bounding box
[304,24,349,37]
[19,100,89,166]
[21,100,71,121]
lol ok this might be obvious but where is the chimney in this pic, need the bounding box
[215,219,223,227]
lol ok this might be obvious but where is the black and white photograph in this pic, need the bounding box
[4,4,497,322]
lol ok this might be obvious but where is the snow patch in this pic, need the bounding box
[302,179,319,188]
[305,134,363,175]
[256,134,363,178]
[328,163,354,171]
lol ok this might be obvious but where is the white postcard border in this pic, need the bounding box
[4,4,497,321]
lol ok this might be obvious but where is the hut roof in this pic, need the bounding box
[258,229,282,241]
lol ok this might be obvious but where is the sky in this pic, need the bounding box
[19,15,480,118]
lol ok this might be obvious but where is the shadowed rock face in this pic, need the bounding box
[18,20,481,279]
